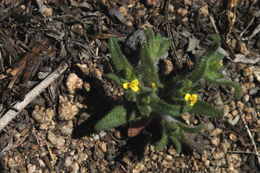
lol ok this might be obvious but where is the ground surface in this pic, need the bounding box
[0,0,259,172]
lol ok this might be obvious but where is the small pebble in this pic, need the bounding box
[211,136,220,146]
[59,96,79,121]
[177,8,188,16]
[213,151,224,160]
[243,66,254,76]
[66,73,83,94]
[253,67,260,82]
[210,128,223,136]
[231,110,238,117]
[243,94,250,102]
[47,131,65,148]
[60,121,73,136]
[229,133,238,142]
[165,155,173,161]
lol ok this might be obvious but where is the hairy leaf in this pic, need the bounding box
[190,101,223,117]
[109,37,134,79]
[95,106,128,131]
[169,135,182,153]
[155,128,168,151]
[151,97,182,116]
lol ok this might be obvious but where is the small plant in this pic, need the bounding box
[94,28,242,153]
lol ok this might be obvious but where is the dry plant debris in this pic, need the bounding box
[0,0,259,172]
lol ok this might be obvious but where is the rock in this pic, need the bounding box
[59,96,79,120]
[97,141,107,153]
[253,67,260,82]
[165,155,173,161]
[27,164,37,173]
[213,151,224,160]
[64,157,73,167]
[32,105,55,124]
[211,136,220,146]
[66,73,83,94]
[210,128,223,136]
[60,121,73,136]
[47,131,65,148]
[229,133,238,142]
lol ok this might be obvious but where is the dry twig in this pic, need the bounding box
[0,61,68,131]
[240,112,260,165]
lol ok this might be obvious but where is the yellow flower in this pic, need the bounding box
[216,60,223,69]
[150,83,156,88]
[123,79,139,92]
[184,93,198,106]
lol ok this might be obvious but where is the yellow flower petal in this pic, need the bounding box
[131,79,139,85]
[150,83,156,88]
[184,93,191,101]
[123,83,130,89]
[131,86,139,92]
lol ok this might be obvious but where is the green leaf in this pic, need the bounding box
[191,84,204,92]
[139,45,161,86]
[155,128,168,151]
[207,79,242,99]
[94,106,128,131]
[143,28,172,61]
[176,122,204,133]
[106,73,125,85]
[124,90,136,102]
[157,39,172,58]
[190,101,223,117]
[169,135,182,153]
[137,105,152,116]
[109,37,134,79]
[151,97,182,117]
[187,34,221,83]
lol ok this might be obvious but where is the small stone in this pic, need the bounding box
[236,101,244,110]
[177,8,188,16]
[59,96,79,120]
[27,164,37,173]
[243,66,254,77]
[65,157,73,167]
[211,136,220,146]
[97,141,107,153]
[70,162,79,172]
[83,82,91,92]
[165,155,173,161]
[255,97,260,104]
[221,139,231,152]
[168,4,174,13]
[99,131,107,138]
[243,94,250,102]
[167,148,177,155]
[152,154,158,161]
[201,151,208,162]
[200,5,209,16]
[229,133,237,142]
[71,24,84,36]
[206,122,215,131]
[253,67,260,82]
[210,128,223,136]
[66,73,83,94]
[48,131,65,148]
[76,63,89,74]
[213,151,224,160]
[119,6,128,15]
[122,157,131,165]
[32,105,55,124]
[114,131,121,139]
[92,134,100,141]
[244,107,254,113]
[231,110,238,117]
[204,160,210,166]
[42,7,53,16]
[60,121,73,136]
